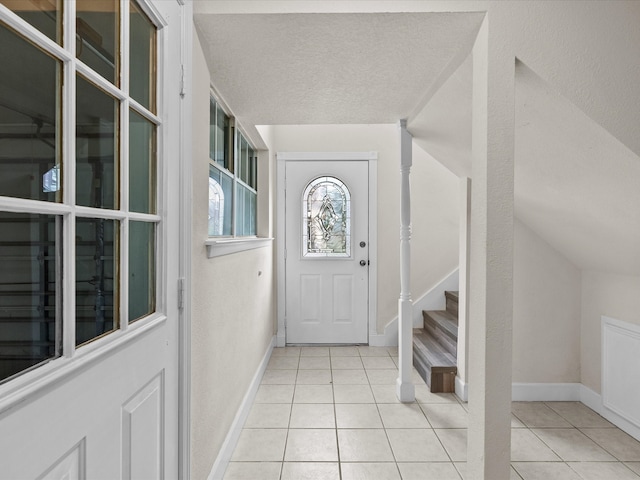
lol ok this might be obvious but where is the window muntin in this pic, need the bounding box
[0,25,61,202]
[208,97,258,238]
[0,1,160,384]
[0,0,62,45]
[76,0,119,85]
[0,212,62,382]
[302,176,351,258]
[129,0,156,112]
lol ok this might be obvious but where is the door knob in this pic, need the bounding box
[360,241,366,248]
[359,260,367,266]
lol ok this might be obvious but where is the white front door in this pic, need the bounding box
[0,0,182,477]
[285,159,369,344]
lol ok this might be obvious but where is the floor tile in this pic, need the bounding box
[280,462,340,480]
[335,403,383,428]
[289,403,335,428]
[261,369,297,385]
[271,347,301,357]
[546,402,614,428]
[626,462,640,475]
[371,384,402,403]
[358,346,392,356]
[386,428,450,462]
[455,463,521,479]
[244,403,291,428]
[532,428,615,461]
[293,384,333,403]
[267,355,300,369]
[333,384,375,403]
[512,402,572,428]
[223,462,282,480]
[397,462,462,480]
[567,461,640,479]
[298,356,331,369]
[378,403,430,428]
[435,429,467,461]
[332,369,369,384]
[512,414,526,428]
[254,384,295,404]
[231,428,287,461]
[511,428,562,462]
[415,385,459,404]
[329,346,359,356]
[341,462,401,480]
[330,356,364,369]
[301,346,330,356]
[421,403,468,428]
[337,428,395,461]
[512,462,582,480]
[296,369,332,384]
[581,428,640,461]
[366,369,399,385]
[362,356,397,369]
[284,428,338,461]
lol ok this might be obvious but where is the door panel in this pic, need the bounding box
[285,160,369,344]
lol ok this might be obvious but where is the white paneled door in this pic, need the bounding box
[285,159,369,344]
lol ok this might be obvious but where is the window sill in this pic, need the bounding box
[205,237,273,258]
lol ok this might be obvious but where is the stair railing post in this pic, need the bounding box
[396,119,415,403]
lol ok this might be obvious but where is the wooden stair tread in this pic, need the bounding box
[444,290,459,301]
[412,329,456,369]
[423,310,458,337]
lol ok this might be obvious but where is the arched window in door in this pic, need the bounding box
[302,176,351,257]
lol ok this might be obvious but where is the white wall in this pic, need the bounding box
[265,124,459,334]
[190,31,275,480]
[513,219,582,383]
[581,271,640,394]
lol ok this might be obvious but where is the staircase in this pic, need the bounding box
[413,290,458,393]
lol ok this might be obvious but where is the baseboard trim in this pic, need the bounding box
[207,336,276,480]
[455,376,468,402]
[580,384,640,442]
[512,383,581,401]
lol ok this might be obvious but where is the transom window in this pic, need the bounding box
[208,96,257,237]
[302,176,351,258]
[0,0,159,383]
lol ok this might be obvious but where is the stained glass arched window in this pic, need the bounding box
[302,176,351,257]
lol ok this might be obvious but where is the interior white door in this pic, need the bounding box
[285,160,369,344]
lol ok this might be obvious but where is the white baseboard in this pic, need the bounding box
[455,376,468,402]
[580,384,640,442]
[207,336,276,480]
[512,383,581,401]
[370,269,459,346]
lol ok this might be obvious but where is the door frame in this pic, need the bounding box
[276,152,378,347]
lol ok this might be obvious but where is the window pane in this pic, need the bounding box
[76,218,118,346]
[76,75,119,210]
[130,0,156,112]
[208,165,232,236]
[0,0,62,44]
[0,212,61,383]
[209,100,229,169]
[0,24,61,202]
[236,184,256,236]
[129,221,155,322]
[302,176,351,257]
[129,110,156,213]
[76,0,119,85]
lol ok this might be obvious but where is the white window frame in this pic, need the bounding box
[0,0,167,411]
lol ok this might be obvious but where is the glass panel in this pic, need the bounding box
[236,184,256,236]
[208,164,232,236]
[76,217,118,346]
[0,24,61,202]
[302,177,351,258]
[130,0,156,112]
[209,99,229,169]
[76,75,119,210]
[129,109,156,213]
[0,212,61,383]
[0,0,62,44]
[76,0,119,85]
[128,221,155,322]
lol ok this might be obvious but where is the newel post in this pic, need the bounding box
[396,119,415,403]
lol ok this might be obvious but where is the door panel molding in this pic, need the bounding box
[276,152,378,346]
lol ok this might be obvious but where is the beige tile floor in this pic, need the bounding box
[223,346,640,480]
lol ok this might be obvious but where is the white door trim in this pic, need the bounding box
[276,152,378,346]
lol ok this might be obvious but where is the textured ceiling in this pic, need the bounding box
[193,12,484,129]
